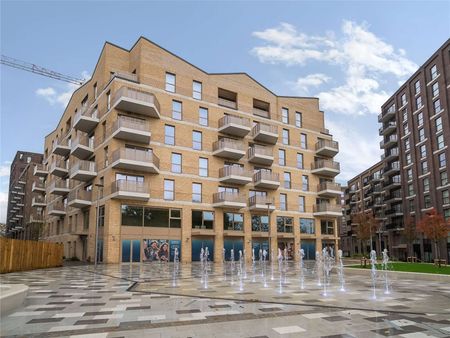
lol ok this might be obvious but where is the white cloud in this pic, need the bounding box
[0,191,7,223]
[292,73,331,95]
[0,162,11,223]
[0,164,10,177]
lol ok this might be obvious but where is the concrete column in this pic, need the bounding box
[269,212,277,260]
[294,218,301,262]
[214,210,224,263]
[244,214,252,264]
[315,218,322,252]
[181,207,192,263]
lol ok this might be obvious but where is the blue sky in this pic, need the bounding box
[1,1,449,222]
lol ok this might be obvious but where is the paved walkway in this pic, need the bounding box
[1,262,450,337]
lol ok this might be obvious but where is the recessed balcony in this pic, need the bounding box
[248,196,275,212]
[48,180,70,196]
[218,166,252,185]
[28,215,44,224]
[48,202,66,216]
[73,106,99,133]
[383,162,400,177]
[32,196,46,207]
[68,189,92,209]
[315,140,339,157]
[52,137,71,157]
[32,181,46,193]
[380,122,397,136]
[380,135,398,149]
[253,170,280,190]
[110,179,150,201]
[69,160,97,181]
[111,148,160,174]
[248,145,274,166]
[317,182,342,198]
[212,138,245,160]
[212,192,246,209]
[251,123,278,144]
[218,115,251,137]
[311,160,340,177]
[33,164,48,177]
[378,107,396,123]
[313,203,342,217]
[49,159,69,178]
[384,148,399,162]
[112,86,161,118]
[71,134,94,160]
[384,176,401,190]
[110,115,151,144]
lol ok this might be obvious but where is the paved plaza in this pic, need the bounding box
[1,262,450,338]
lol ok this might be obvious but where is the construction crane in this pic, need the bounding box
[1,55,85,85]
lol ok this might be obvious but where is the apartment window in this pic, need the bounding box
[417,112,424,126]
[435,117,443,133]
[430,64,438,80]
[414,80,421,94]
[192,131,202,150]
[192,183,202,203]
[277,216,293,233]
[418,128,425,142]
[406,153,412,165]
[165,125,175,145]
[94,83,98,99]
[432,82,439,97]
[419,145,427,159]
[438,153,446,168]
[445,209,450,221]
[199,107,208,126]
[193,81,202,100]
[423,177,430,192]
[408,199,415,212]
[402,109,408,122]
[192,210,214,229]
[404,138,410,151]
[424,195,431,209]
[224,213,243,231]
[281,108,289,124]
[403,122,409,135]
[280,194,287,211]
[165,72,176,92]
[299,196,305,212]
[171,153,182,173]
[442,190,449,205]
[433,99,441,114]
[284,172,291,189]
[295,112,302,127]
[172,100,182,120]
[251,215,269,232]
[296,153,304,169]
[164,179,174,200]
[300,133,307,149]
[199,157,208,177]
[282,129,290,145]
[408,184,414,196]
[415,96,423,110]
[440,171,448,186]
[400,93,407,106]
[407,168,413,181]
[300,218,314,234]
[437,134,445,150]
[278,149,286,166]
[106,91,111,110]
[98,205,105,227]
[321,220,334,235]
[302,175,309,191]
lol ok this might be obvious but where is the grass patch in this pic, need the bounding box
[347,262,450,275]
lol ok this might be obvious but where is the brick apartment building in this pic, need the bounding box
[33,37,341,263]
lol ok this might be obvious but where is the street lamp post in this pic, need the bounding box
[94,183,104,269]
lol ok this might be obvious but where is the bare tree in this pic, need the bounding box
[403,215,417,259]
[353,211,378,256]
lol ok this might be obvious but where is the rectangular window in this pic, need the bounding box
[192,183,202,203]
[436,117,443,133]
[417,112,423,126]
[406,153,412,165]
[165,125,175,145]
[430,64,438,79]
[433,99,441,114]
[440,171,448,186]
[400,93,407,106]
[437,134,445,150]
[172,100,182,120]
[282,129,290,145]
[423,177,430,192]
[438,153,446,168]
[414,80,421,94]
[402,109,408,122]
[278,149,286,166]
[296,153,304,169]
[94,83,98,99]
[199,157,208,177]
[98,206,105,227]
[416,96,423,110]
[300,133,307,149]
[424,195,431,208]
[281,108,289,124]
[223,212,244,231]
[295,112,302,127]
[165,72,176,92]
[403,122,409,135]
[419,145,427,158]
[418,128,425,142]
[284,172,291,189]
[408,184,414,196]
[192,210,214,229]
[404,138,410,151]
[443,190,449,205]
[192,131,202,150]
[251,215,269,232]
[407,168,413,181]
[199,107,208,126]
[164,179,174,200]
[171,153,182,173]
[277,216,293,233]
[409,199,415,212]
[302,175,309,191]
[280,193,287,211]
[193,81,202,100]
[106,91,111,110]
[298,196,305,212]
[432,82,439,97]
[321,220,334,235]
[300,218,314,234]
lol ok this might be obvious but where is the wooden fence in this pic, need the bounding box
[0,238,64,273]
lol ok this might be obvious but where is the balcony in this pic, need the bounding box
[68,189,92,209]
[251,123,278,144]
[32,196,46,207]
[385,191,402,204]
[383,162,400,177]
[218,97,237,110]
[111,148,160,174]
[385,148,399,162]
[380,135,398,149]
[48,180,70,196]
[52,137,71,157]
[73,106,99,133]
[33,164,48,177]
[313,203,343,217]
[315,139,339,157]
[49,159,69,178]
[110,179,150,201]
[110,115,151,144]
[253,170,280,190]
[212,138,245,160]
[212,192,246,209]
[32,181,46,193]
[218,166,252,185]
[317,182,342,198]
[311,160,340,177]
[28,215,44,224]
[248,145,274,165]
[71,134,94,160]
[218,115,251,137]
[69,160,97,181]
[112,86,160,118]
[386,206,403,217]
[248,196,275,212]
[378,107,396,123]
[384,176,401,190]
[48,202,66,217]
[380,122,397,136]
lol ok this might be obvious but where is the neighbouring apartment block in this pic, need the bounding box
[33,37,341,263]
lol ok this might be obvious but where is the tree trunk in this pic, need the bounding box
[435,240,440,268]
